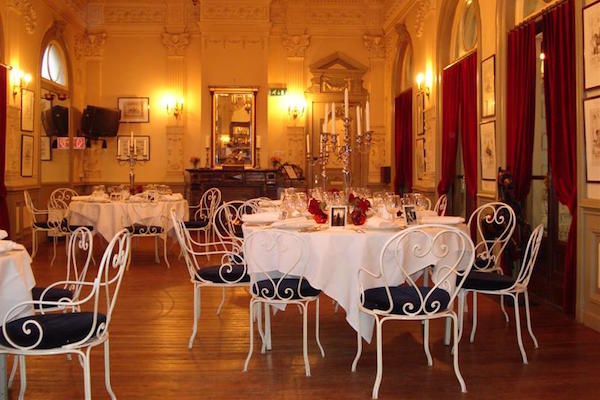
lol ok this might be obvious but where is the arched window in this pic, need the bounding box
[451,0,479,61]
[41,41,67,87]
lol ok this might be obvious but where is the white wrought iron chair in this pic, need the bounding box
[351,224,475,398]
[243,229,325,377]
[170,208,251,349]
[434,194,448,216]
[7,226,94,396]
[23,190,57,262]
[0,229,131,400]
[213,201,245,248]
[186,187,221,243]
[459,224,544,364]
[458,202,517,339]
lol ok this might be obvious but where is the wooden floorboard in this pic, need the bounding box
[5,239,600,399]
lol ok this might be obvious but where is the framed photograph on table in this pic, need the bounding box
[118,97,149,123]
[583,95,600,182]
[21,134,34,177]
[20,88,34,132]
[329,206,347,229]
[403,205,417,226]
[481,55,495,117]
[40,136,52,161]
[480,121,497,181]
[584,1,600,90]
[117,135,150,161]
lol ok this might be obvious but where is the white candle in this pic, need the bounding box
[344,88,349,118]
[324,103,329,130]
[322,122,327,133]
[331,102,336,135]
[365,100,370,132]
[204,136,210,148]
[130,131,134,153]
[356,106,362,136]
[256,135,262,148]
[306,134,310,154]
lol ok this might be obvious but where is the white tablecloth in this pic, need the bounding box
[68,199,189,242]
[0,247,35,325]
[243,224,470,343]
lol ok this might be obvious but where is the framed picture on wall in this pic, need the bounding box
[40,136,52,161]
[416,91,424,135]
[583,1,600,90]
[118,97,150,123]
[481,55,495,117]
[20,88,34,132]
[117,135,150,161]
[21,134,34,177]
[583,95,600,182]
[416,138,425,180]
[480,121,497,181]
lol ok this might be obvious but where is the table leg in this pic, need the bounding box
[443,317,451,346]
[1,354,7,400]
[264,304,272,351]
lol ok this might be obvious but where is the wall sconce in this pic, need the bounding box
[286,94,306,120]
[416,72,431,97]
[165,95,184,120]
[10,68,31,98]
[539,52,546,79]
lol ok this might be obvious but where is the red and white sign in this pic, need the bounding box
[56,137,70,149]
[72,137,86,149]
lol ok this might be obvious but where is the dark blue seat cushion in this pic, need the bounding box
[474,255,495,270]
[33,221,50,229]
[60,218,94,232]
[196,264,250,284]
[252,278,320,300]
[184,218,209,229]
[362,286,450,315]
[126,224,164,234]
[461,271,515,291]
[0,312,106,349]
[31,287,73,310]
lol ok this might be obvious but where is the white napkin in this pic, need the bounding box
[71,195,90,201]
[0,240,26,253]
[365,216,399,228]
[418,210,438,217]
[160,193,183,201]
[271,217,314,228]
[420,216,465,224]
[241,212,280,223]
[0,230,7,240]
[258,199,282,207]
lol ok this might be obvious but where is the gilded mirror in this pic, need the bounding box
[210,87,257,167]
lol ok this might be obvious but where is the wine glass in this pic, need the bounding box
[384,194,401,221]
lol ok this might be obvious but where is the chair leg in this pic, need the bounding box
[162,235,170,268]
[154,236,160,264]
[243,300,256,372]
[423,319,433,366]
[31,230,37,259]
[50,235,57,266]
[264,303,272,351]
[216,287,226,316]
[18,355,26,400]
[524,290,539,348]
[104,339,117,400]
[500,294,510,322]
[469,292,478,343]
[372,318,383,399]
[457,290,465,342]
[8,354,18,388]
[82,349,92,400]
[315,297,325,357]
[301,302,310,377]
[256,301,266,351]
[451,313,467,393]
[513,293,528,364]
[351,328,362,372]
[189,286,200,349]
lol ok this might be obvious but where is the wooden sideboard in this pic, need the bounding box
[185,168,279,204]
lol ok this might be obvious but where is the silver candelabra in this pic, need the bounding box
[117,140,144,192]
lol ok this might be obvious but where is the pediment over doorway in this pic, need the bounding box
[307,52,368,96]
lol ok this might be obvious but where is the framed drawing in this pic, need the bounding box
[329,206,347,229]
[40,136,52,161]
[20,88,34,132]
[21,135,34,177]
[480,121,497,181]
[584,1,600,90]
[481,55,495,117]
[117,135,150,161]
[584,95,600,182]
[118,97,150,123]
[416,91,424,135]
[416,138,425,179]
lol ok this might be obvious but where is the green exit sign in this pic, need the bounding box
[269,88,287,96]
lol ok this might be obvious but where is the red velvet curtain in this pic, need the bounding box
[460,54,478,200]
[394,88,413,194]
[506,21,537,201]
[0,65,9,236]
[437,62,461,195]
[543,0,577,315]
[437,53,477,197]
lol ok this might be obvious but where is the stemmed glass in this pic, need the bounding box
[384,194,401,221]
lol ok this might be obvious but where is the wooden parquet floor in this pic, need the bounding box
[5,239,600,399]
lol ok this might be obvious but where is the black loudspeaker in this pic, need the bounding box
[380,166,391,184]
[81,105,121,137]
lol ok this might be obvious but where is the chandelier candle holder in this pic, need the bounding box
[117,131,146,193]
[204,136,211,168]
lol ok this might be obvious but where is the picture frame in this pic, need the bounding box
[481,55,496,117]
[329,206,347,229]
[583,95,600,182]
[116,135,150,161]
[21,134,34,177]
[20,88,34,132]
[117,97,150,123]
[402,205,418,226]
[584,1,600,90]
[40,136,52,161]
[480,121,497,181]
[416,138,426,180]
[416,91,424,135]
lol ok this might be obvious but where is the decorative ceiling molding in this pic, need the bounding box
[8,0,37,34]
[161,31,191,56]
[363,34,385,59]
[74,31,107,59]
[414,0,434,38]
[104,4,166,25]
[201,1,270,22]
[281,33,310,58]
[203,36,266,50]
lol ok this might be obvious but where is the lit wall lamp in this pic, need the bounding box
[165,95,184,120]
[286,94,306,120]
[539,52,546,79]
[416,71,431,98]
[10,68,32,98]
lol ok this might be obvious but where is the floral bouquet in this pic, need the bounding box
[348,193,371,225]
[307,198,328,224]
[190,156,201,168]
[270,155,282,169]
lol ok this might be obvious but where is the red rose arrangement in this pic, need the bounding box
[307,198,328,224]
[348,193,371,225]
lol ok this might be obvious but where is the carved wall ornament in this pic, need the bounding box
[281,33,310,58]
[363,34,385,59]
[414,0,435,38]
[203,36,265,50]
[307,52,368,96]
[201,2,269,21]
[162,31,191,56]
[74,31,107,59]
[9,0,37,34]
[104,5,165,24]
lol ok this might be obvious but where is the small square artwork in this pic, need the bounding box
[118,97,150,123]
[403,205,418,226]
[329,206,347,229]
